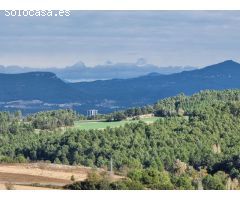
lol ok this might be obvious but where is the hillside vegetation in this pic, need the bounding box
[0,90,240,189]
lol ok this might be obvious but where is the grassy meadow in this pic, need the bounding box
[73,117,160,130]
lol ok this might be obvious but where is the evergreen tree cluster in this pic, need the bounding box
[0,90,239,189]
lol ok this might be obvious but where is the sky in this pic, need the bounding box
[0,11,240,68]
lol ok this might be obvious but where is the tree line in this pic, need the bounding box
[0,89,239,189]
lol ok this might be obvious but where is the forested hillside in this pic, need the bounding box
[0,90,239,190]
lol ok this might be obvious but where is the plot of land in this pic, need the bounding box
[74,117,160,130]
[0,163,120,190]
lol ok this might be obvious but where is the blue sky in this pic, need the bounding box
[0,11,240,68]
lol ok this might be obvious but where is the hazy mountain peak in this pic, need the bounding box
[71,61,86,68]
[221,60,239,65]
[104,60,113,65]
[200,60,240,73]
[0,60,197,82]
[136,58,147,66]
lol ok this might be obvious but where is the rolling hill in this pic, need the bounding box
[0,72,84,103]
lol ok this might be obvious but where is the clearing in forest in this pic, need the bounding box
[74,116,160,130]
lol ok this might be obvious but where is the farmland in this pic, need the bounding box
[0,163,121,190]
[73,116,160,130]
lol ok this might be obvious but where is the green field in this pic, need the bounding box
[73,117,160,130]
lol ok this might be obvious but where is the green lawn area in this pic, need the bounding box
[73,117,160,130]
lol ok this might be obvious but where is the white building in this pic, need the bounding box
[87,109,98,117]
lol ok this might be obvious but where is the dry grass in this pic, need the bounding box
[0,163,91,182]
[0,163,122,190]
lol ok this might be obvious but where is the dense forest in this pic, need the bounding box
[0,89,239,190]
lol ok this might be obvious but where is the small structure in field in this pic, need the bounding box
[87,109,98,117]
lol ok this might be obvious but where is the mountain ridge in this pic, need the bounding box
[0,60,240,114]
[0,72,83,103]
[0,60,196,82]
[70,60,240,107]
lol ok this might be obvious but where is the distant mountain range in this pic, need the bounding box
[71,60,240,107]
[0,59,195,82]
[0,60,240,114]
